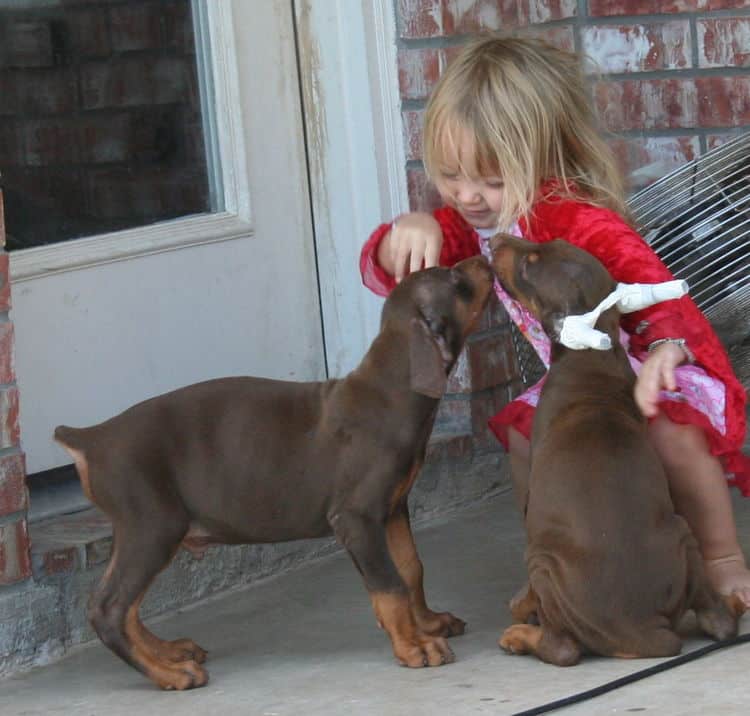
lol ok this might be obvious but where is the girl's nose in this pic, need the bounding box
[455,180,481,204]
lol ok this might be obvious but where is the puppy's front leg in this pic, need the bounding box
[330,510,455,667]
[386,507,466,637]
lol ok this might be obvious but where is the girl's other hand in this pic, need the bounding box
[634,342,687,418]
[377,212,443,282]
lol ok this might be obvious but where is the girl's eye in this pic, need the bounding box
[441,172,458,180]
[485,179,504,189]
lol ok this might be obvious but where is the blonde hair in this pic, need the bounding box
[423,35,629,230]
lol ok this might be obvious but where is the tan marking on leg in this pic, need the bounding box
[370,591,454,667]
[124,596,208,690]
[509,582,539,623]
[385,512,465,637]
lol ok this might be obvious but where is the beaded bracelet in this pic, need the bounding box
[647,337,695,364]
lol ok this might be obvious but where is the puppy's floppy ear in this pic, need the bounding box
[409,316,452,398]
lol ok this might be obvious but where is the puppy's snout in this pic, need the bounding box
[489,233,506,253]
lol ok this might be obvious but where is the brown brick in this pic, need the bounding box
[40,547,80,577]
[518,0,577,26]
[403,109,423,162]
[0,453,27,516]
[594,79,699,131]
[698,18,750,68]
[80,57,196,110]
[398,47,443,102]
[479,293,510,331]
[0,122,25,166]
[445,0,518,34]
[65,8,111,58]
[446,348,471,393]
[4,68,78,115]
[466,331,518,391]
[0,387,20,450]
[110,2,165,52]
[582,22,691,75]
[696,76,750,127]
[399,0,444,39]
[0,253,10,313]
[78,113,131,164]
[0,519,31,586]
[470,385,512,450]
[163,0,195,52]
[1,20,54,68]
[0,321,16,384]
[406,168,442,214]
[24,119,81,167]
[516,24,576,52]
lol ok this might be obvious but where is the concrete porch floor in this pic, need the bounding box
[1,490,748,716]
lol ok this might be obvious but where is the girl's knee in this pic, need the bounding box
[648,415,708,468]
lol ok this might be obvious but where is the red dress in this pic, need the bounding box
[360,197,750,495]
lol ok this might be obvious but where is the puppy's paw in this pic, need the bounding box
[395,635,455,668]
[417,610,466,638]
[498,625,533,655]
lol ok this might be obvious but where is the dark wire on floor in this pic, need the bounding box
[510,632,750,716]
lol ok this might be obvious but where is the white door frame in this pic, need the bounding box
[296,0,408,377]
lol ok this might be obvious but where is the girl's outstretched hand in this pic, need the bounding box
[634,342,687,418]
[378,212,443,282]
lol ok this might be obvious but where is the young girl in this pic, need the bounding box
[360,35,750,605]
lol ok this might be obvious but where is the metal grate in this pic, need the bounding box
[629,132,750,350]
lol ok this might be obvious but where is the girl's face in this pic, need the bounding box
[432,128,505,230]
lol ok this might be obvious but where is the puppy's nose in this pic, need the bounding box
[489,233,505,253]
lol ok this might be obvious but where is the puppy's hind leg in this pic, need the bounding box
[89,505,207,690]
[499,622,582,666]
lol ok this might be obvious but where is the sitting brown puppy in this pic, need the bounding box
[54,256,493,690]
[489,234,743,665]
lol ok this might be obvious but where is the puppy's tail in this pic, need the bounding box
[53,425,95,503]
[53,425,88,449]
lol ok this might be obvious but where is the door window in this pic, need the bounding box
[0,0,216,252]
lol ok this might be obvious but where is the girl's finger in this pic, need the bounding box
[423,240,441,269]
[409,240,424,275]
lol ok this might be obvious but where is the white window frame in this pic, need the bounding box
[10,0,251,283]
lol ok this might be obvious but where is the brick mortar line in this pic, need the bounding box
[0,509,27,528]
[395,7,750,50]
[0,445,23,459]
[596,66,750,81]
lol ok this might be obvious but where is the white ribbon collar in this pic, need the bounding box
[555,280,688,350]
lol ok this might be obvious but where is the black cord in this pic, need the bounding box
[511,632,750,716]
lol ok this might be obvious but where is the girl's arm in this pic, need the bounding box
[360,207,480,296]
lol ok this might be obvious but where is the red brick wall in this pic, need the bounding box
[0,192,31,586]
[397,0,750,208]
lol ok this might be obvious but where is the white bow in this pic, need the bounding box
[556,280,689,350]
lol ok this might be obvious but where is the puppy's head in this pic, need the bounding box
[383,256,494,397]
[489,234,617,342]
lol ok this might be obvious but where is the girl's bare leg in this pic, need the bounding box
[507,427,531,514]
[649,415,750,607]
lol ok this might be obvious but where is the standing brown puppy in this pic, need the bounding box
[54,256,493,689]
[490,234,743,665]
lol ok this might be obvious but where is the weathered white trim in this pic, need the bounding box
[10,0,251,282]
[365,0,409,220]
[295,0,407,377]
